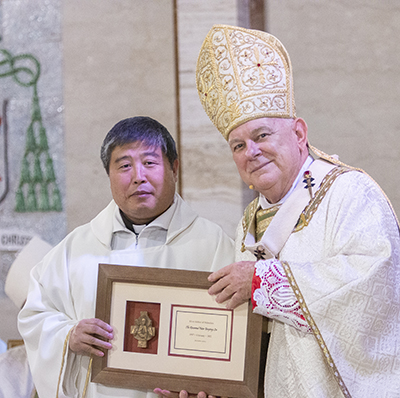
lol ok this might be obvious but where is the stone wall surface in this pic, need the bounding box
[0,0,65,342]
[178,0,244,238]
[266,0,400,215]
[63,0,177,231]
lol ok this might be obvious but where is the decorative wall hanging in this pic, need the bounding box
[0,46,62,212]
[0,100,9,204]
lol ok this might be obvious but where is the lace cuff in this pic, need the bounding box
[252,258,311,333]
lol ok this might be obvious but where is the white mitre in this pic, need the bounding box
[196,24,296,140]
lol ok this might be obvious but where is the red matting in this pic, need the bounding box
[124,301,160,354]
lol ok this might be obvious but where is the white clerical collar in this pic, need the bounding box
[259,155,314,209]
[144,195,177,231]
[113,194,177,234]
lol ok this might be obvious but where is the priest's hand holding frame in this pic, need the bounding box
[69,318,114,357]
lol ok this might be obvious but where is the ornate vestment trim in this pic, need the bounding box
[240,148,400,396]
[253,258,312,333]
[281,260,352,398]
[241,164,351,250]
[56,327,92,398]
[310,145,400,228]
[56,327,73,398]
[241,197,260,252]
[240,163,355,395]
[294,166,351,232]
[256,205,281,241]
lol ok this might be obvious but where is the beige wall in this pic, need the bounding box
[63,0,400,236]
[63,0,247,238]
[63,0,177,232]
[178,0,244,238]
[267,0,400,216]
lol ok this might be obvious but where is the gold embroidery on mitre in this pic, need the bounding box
[196,24,296,140]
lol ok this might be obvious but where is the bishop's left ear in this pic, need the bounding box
[294,118,308,148]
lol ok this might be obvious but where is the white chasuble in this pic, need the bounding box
[18,195,234,398]
[237,167,400,398]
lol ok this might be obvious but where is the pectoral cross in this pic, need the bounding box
[254,245,267,260]
[303,170,315,198]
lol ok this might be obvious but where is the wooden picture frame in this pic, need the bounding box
[92,263,263,398]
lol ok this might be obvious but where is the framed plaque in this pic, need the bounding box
[92,264,263,398]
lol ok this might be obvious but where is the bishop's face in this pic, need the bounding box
[108,141,178,225]
[228,117,309,204]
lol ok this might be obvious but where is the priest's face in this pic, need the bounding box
[109,141,178,225]
[228,117,309,204]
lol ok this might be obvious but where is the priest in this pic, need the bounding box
[18,116,234,398]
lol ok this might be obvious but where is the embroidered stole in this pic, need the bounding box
[243,158,337,259]
[255,205,281,242]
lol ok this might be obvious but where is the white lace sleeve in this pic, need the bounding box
[253,258,311,333]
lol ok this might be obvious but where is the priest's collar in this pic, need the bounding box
[114,195,177,234]
[259,156,314,209]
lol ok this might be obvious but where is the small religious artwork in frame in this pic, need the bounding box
[124,302,160,354]
[92,264,263,398]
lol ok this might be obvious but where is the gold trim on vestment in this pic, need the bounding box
[241,163,354,397]
[310,145,400,227]
[294,166,351,232]
[240,150,399,397]
[56,327,73,398]
[241,197,260,252]
[83,357,93,398]
[55,327,92,398]
[281,261,352,398]
[256,205,281,241]
[241,164,351,250]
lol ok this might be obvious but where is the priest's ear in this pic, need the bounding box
[171,158,179,182]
